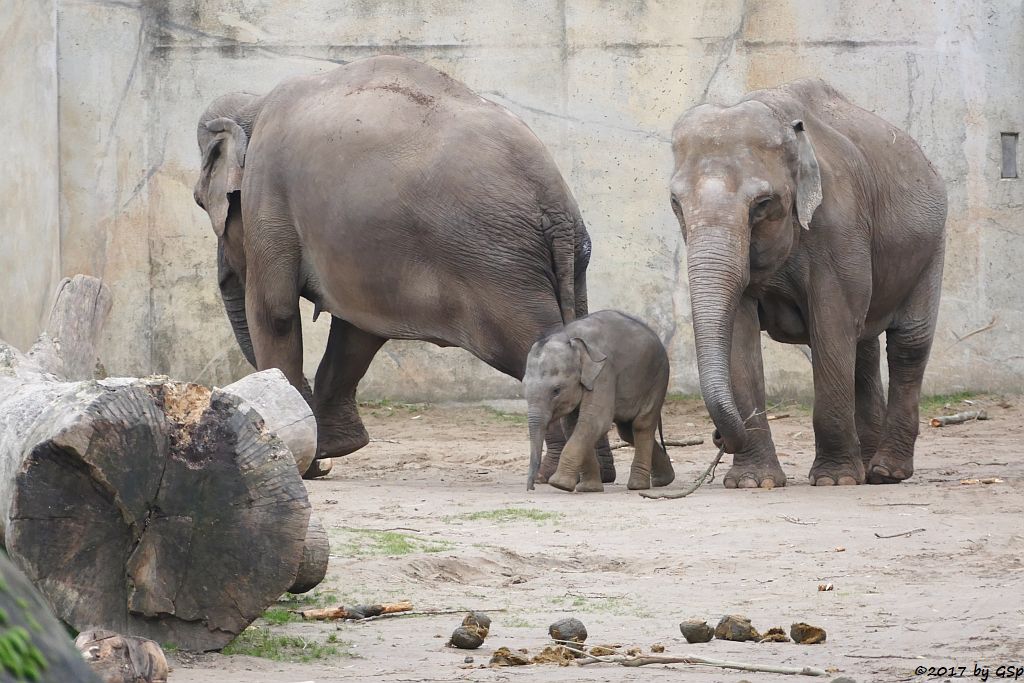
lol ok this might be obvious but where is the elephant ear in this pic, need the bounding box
[792,119,822,230]
[571,337,607,391]
[197,117,248,237]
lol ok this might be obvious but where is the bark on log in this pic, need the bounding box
[76,629,168,683]
[288,515,330,594]
[221,369,317,475]
[28,274,113,380]
[0,551,102,682]
[0,276,320,651]
[930,410,988,427]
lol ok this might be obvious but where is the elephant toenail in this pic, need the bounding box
[738,478,759,488]
[837,475,858,485]
[724,478,738,489]
[761,478,775,490]
[815,477,836,486]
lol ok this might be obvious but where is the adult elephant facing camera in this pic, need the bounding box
[670,78,946,488]
[193,55,613,481]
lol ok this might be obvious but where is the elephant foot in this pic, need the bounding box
[809,455,865,486]
[723,454,786,489]
[548,469,603,493]
[576,478,604,493]
[865,450,914,484]
[533,452,560,485]
[626,471,651,490]
[316,421,370,459]
[651,466,675,488]
[302,458,333,480]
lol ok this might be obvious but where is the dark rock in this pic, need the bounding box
[679,619,715,643]
[549,618,587,645]
[714,614,761,642]
[448,626,485,650]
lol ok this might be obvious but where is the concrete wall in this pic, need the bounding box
[7,1,1024,399]
[0,1,60,351]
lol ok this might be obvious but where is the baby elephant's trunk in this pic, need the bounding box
[526,409,549,490]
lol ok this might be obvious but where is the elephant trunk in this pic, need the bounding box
[686,227,749,454]
[526,406,550,490]
[218,241,256,368]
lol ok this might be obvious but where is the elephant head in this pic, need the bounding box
[193,92,263,367]
[523,333,607,489]
[669,100,822,454]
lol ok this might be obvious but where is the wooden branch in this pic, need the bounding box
[930,410,987,427]
[349,608,508,624]
[609,436,703,451]
[874,528,925,539]
[300,601,414,621]
[639,447,725,500]
[27,275,112,380]
[288,515,329,594]
[561,645,827,676]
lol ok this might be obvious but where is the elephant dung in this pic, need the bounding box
[448,626,486,650]
[650,642,665,653]
[758,627,791,643]
[462,612,491,638]
[679,619,715,643]
[531,645,576,666]
[489,647,531,667]
[588,645,619,656]
[790,622,827,644]
[714,615,762,642]
[548,618,588,646]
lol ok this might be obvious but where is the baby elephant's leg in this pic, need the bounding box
[627,416,659,490]
[650,436,675,488]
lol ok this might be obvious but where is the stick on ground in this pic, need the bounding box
[561,645,827,676]
[930,410,987,427]
[639,447,725,500]
[609,436,703,451]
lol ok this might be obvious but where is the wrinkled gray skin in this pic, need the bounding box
[193,55,613,480]
[670,78,946,488]
[524,310,673,493]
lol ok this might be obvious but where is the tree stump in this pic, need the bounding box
[0,551,102,682]
[0,276,326,650]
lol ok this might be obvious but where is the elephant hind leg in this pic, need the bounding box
[868,260,942,484]
[312,316,386,459]
[855,337,886,468]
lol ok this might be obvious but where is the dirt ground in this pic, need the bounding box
[172,395,1024,682]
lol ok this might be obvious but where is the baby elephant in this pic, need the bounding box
[524,310,673,492]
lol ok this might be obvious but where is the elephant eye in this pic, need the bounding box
[552,387,561,396]
[750,195,775,221]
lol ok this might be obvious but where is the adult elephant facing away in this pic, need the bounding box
[193,55,613,482]
[670,78,946,488]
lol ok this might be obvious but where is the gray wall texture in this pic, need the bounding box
[3,1,1023,400]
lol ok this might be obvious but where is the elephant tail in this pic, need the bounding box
[657,416,667,457]
[542,212,582,324]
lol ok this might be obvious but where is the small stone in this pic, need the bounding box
[650,643,665,653]
[464,656,474,663]
[715,614,761,642]
[549,618,587,645]
[679,619,715,643]
[448,626,485,649]
[758,627,791,643]
[462,612,491,638]
[791,622,827,644]
[489,646,531,666]
[830,678,857,683]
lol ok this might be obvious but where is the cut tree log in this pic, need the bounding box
[76,629,168,683]
[221,368,318,475]
[288,515,330,594]
[0,276,324,650]
[0,551,102,682]
[300,601,414,621]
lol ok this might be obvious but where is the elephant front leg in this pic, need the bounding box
[313,317,386,459]
[807,276,867,486]
[247,271,306,400]
[548,399,611,493]
[536,424,615,484]
[723,296,786,489]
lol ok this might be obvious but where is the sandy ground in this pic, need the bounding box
[171,396,1024,683]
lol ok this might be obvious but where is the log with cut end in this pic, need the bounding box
[0,275,323,651]
[300,601,414,621]
[288,515,330,594]
[930,410,988,427]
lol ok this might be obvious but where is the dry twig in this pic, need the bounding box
[639,447,725,500]
[560,645,827,676]
[873,528,925,539]
[780,515,818,526]
[609,436,703,451]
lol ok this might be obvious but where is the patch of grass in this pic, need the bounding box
[359,398,430,416]
[502,614,535,628]
[551,594,649,618]
[920,391,977,415]
[481,406,528,425]
[447,507,560,524]
[222,626,355,662]
[331,528,453,556]
[262,607,302,625]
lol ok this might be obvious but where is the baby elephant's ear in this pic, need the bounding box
[571,337,607,391]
